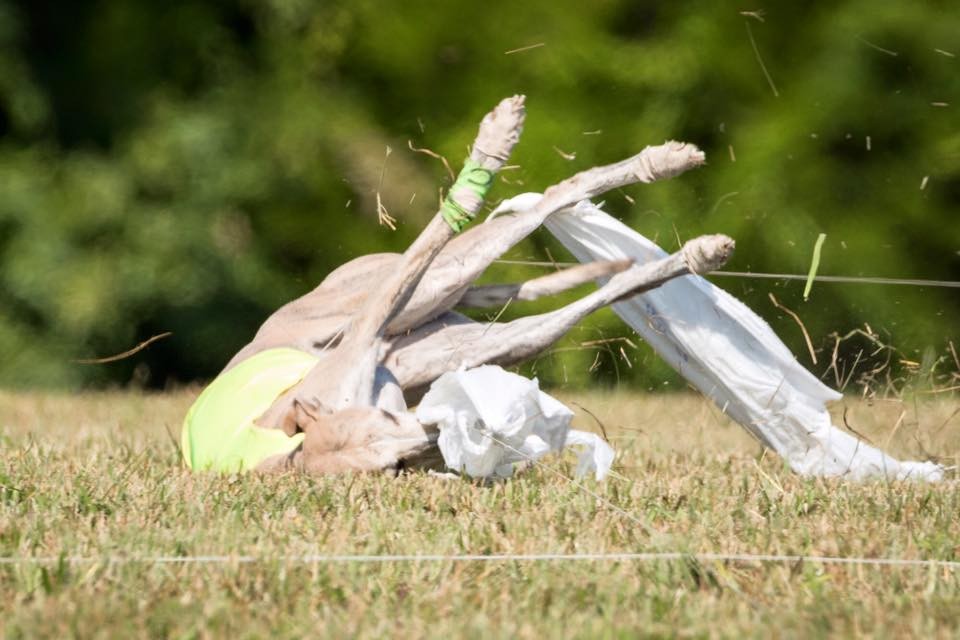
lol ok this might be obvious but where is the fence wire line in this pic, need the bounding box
[1,552,959,569]
[493,260,960,289]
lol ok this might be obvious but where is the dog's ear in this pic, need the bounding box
[292,398,330,433]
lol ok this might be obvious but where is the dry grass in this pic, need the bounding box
[1,387,959,638]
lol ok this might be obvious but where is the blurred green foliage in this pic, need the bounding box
[0,0,957,389]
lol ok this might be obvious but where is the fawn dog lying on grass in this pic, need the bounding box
[180,96,733,475]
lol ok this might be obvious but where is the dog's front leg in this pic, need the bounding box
[255,96,526,431]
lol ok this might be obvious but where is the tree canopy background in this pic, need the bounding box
[0,0,957,390]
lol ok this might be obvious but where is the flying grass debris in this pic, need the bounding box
[804,232,827,300]
[74,332,173,364]
[504,42,545,55]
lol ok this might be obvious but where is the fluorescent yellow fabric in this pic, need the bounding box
[181,348,319,472]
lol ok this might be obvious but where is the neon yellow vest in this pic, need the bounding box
[181,348,319,472]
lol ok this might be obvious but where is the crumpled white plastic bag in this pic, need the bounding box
[491,194,943,481]
[415,365,615,480]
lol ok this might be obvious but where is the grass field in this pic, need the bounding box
[1,387,958,638]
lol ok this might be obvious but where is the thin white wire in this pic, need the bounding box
[1,552,958,569]
[710,271,960,289]
[493,260,960,289]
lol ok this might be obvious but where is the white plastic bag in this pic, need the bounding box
[415,365,614,480]
[492,194,942,481]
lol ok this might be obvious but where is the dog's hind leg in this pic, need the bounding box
[386,234,735,400]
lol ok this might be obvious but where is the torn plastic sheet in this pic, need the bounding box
[415,365,614,480]
[491,194,943,481]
